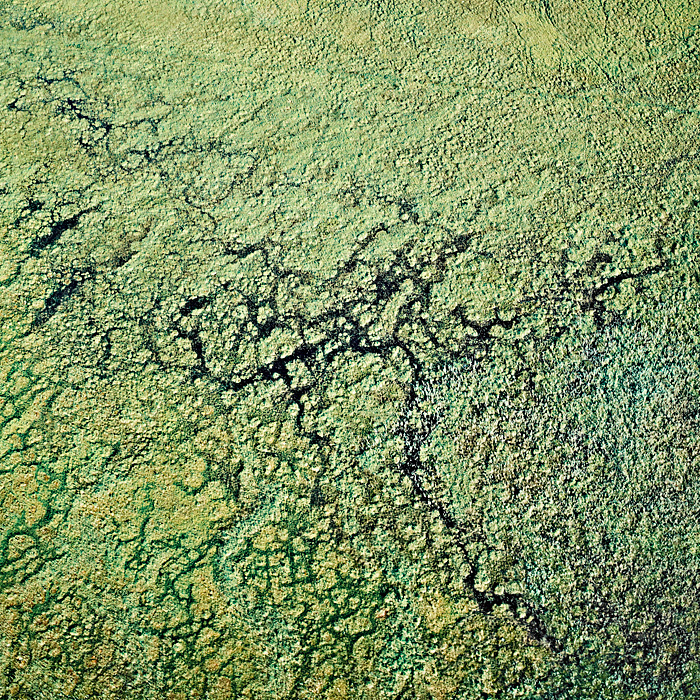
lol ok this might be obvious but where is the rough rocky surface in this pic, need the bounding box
[1,0,699,697]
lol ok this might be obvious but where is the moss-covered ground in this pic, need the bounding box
[1,0,699,696]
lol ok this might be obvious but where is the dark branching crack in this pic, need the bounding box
[393,382,563,654]
[28,207,94,256]
[107,188,672,663]
[140,219,569,655]
[11,63,688,678]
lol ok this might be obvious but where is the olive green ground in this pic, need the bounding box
[1,0,699,697]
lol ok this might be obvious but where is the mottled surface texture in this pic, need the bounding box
[1,0,699,697]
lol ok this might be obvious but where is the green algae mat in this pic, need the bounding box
[1,0,700,697]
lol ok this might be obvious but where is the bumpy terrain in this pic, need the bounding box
[1,0,699,697]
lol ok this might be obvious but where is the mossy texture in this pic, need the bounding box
[1,0,699,697]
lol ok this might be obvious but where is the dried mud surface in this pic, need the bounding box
[1,0,700,697]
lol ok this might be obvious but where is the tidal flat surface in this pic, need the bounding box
[1,0,699,697]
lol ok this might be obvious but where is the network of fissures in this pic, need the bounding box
[1,0,699,697]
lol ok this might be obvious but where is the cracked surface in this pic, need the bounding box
[1,0,700,697]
